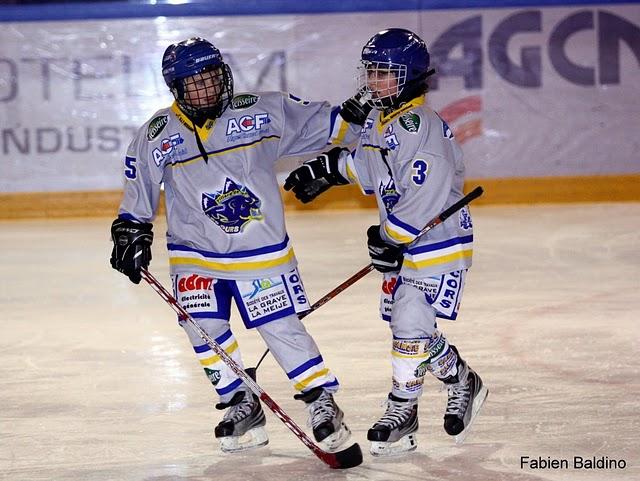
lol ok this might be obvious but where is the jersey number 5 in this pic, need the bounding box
[124,156,137,179]
[411,159,428,185]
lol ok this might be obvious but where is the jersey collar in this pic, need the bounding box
[376,95,425,134]
[171,102,217,142]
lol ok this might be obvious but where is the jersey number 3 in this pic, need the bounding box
[411,159,428,185]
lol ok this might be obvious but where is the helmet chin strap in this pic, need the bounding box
[381,68,436,114]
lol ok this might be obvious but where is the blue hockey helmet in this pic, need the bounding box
[162,37,233,119]
[358,28,434,110]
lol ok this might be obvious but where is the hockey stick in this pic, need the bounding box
[254,186,484,370]
[140,268,363,470]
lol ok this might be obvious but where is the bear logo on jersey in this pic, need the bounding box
[459,206,473,230]
[202,178,264,234]
[378,177,400,213]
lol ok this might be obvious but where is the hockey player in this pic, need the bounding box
[109,37,367,454]
[284,29,488,455]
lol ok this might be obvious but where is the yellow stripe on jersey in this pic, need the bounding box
[330,118,350,144]
[377,96,425,133]
[384,223,414,243]
[170,248,296,271]
[199,341,239,366]
[170,135,281,168]
[293,368,330,391]
[404,249,473,270]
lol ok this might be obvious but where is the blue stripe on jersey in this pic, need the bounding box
[387,214,421,235]
[329,106,340,133]
[287,355,323,379]
[216,378,243,395]
[406,235,474,255]
[170,134,281,166]
[168,235,290,259]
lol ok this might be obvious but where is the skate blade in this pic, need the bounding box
[370,433,417,457]
[455,385,488,445]
[219,426,269,453]
[319,421,352,453]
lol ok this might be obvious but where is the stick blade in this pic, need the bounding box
[323,442,363,469]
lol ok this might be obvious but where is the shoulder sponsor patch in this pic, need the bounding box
[231,94,260,110]
[399,113,421,133]
[147,115,169,141]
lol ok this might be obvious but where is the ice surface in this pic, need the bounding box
[1,204,638,480]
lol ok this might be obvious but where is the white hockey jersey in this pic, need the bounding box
[118,92,356,280]
[338,95,474,278]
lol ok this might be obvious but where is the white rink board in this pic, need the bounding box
[0,4,639,192]
[0,205,638,480]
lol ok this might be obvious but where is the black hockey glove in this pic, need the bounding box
[340,90,372,126]
[367,224,404,273]
[110,218,153,284]
[283,146,350,203]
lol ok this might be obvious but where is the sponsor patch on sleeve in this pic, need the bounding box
[147,115,169,141]
[399,112,421,133]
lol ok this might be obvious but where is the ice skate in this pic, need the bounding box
[214,390,268,453]
[443,359,488,445]
[367,394,418,456]
[294,387,352,452]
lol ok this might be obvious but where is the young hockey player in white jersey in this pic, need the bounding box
[284,29,488,455]
[109,37,368,454]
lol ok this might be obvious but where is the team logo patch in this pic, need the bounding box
[378,177,400,213]
[244,278,284,300]
[459,206,473,230]
[231,93,260,110]
[226,113,270,136]
[147,115,169,141]
[384,124,400,150]
[152,133,185,166]
[399,113,421,133]
[442,118,454,139]
[361,118,374,140]
[202,178,263,234]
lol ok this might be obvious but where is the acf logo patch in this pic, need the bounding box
[399,113,421,133]
[202,178,263,234]
[226,113,270,136]
[230,93,260,110]
[147,115,169,141]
